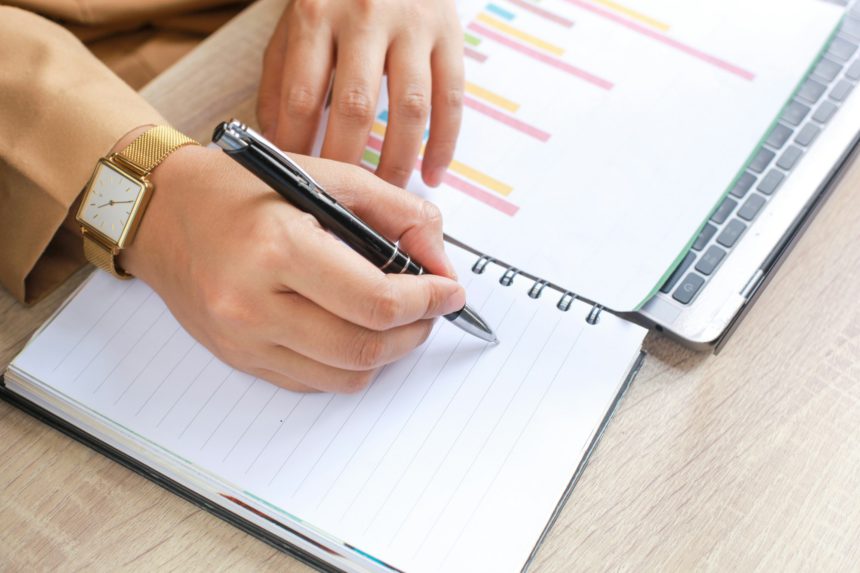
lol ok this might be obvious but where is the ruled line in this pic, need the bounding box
[411,308,565,555]
[50,279,134,374]
[201,377,260,451]
[156,355,215,428]
[222,384,279,463]
[177,368,236,439]
[440,313,590,566]
[266,394,336,485]
[113,325,181,405]
[135,340,197,417]
[245,392,306,474]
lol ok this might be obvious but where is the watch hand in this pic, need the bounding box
[96,200,135,208]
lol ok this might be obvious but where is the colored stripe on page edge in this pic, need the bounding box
[486,3,516,21]
[464,95,550,141]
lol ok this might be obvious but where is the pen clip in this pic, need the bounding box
[220,119,322,191]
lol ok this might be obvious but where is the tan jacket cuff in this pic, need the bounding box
[0,7,165,303]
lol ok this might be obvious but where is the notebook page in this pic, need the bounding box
[12,243,645,572]
[364,0,843,312]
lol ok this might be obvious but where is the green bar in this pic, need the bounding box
[464,33,482,47]
[363,149,380,166]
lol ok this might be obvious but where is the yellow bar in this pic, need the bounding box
[371,122,387,137]
[449,160,513,196]
[465,82,520,113]
[476,13,565,56]
[592,0,670,32]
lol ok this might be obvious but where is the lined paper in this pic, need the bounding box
[12,243,645,572]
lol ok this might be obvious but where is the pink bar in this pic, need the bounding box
[562,0,754,81]
[439,171,520,216]
[365,136,520,216]
[464,95,551,142]
[464,46,488,63]
[467,22,613,90]
[506,0,575,27]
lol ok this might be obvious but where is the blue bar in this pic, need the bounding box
[486,3,515,20]
[377,110,389,123]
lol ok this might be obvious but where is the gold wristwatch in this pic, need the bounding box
[76,126,198,278]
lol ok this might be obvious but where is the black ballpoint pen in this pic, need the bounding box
[212,119,497,343]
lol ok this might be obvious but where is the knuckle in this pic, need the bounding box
[396,89,430,121]
[336,86,375,123]
[284,84,321,119]
[291,0,326,24]
[367,283,403,329]
[419,199,443,228]
[443,86,464,110]
[205,288,254,329]
[351,331,387,370]
[352,0,381,17]
[383,163,414,184]
[340,369,375,394]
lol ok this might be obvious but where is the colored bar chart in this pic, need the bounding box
[562,0,754,80]
[364,0,760,217]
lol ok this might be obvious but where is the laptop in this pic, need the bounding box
[636,0,860,351]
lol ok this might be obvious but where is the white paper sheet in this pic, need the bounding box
[12,243,645,572]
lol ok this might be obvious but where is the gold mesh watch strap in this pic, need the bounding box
[114,125,198,175]
[82,125,198,278]
[83,231,131,279]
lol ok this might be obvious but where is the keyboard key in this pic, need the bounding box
[842,17,860,41]
[766,123,794,149]
[795,123,821,146]
[749,148,776,173]
[672,273,705,304]
[777,145,803,170]
[813,100,839,123]
[710,197,737,224]
[846,60,860,81]
[797,78,827,104]
[660,251,696,293]
[782,100,811,126]
[717,219,746,248]
[695,245,727,276]
[830,79,854,102]
[738,194,766,221]
[828,37,858,62]
[692,223,717,251]
[730,172,756,198]
[813,58,843,82]
[756,170,784,195]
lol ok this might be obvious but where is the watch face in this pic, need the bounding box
[79,161,147,244]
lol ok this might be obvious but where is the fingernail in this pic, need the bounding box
[445,259,459,281]
[442,285,466,315]
[430,166,447,187]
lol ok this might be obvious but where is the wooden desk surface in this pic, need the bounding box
[2,1,859,569]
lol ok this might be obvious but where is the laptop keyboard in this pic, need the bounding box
[660,3,860,305]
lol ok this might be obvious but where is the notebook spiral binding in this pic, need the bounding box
[468,252,603,325]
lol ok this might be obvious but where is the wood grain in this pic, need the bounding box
[2,0,858,569]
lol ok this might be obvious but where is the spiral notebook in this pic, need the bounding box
[2,241,646,572]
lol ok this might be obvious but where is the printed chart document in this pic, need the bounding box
[363,0,843,311]
[5,243,646,572]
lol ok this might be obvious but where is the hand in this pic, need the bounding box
[257,0,464,188]
[121,144,464,393]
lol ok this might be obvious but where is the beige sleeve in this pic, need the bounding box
[0,7,165,303]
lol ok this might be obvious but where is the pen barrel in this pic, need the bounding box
[222,145,423,275]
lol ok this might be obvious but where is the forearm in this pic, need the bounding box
[0,7,164,303]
